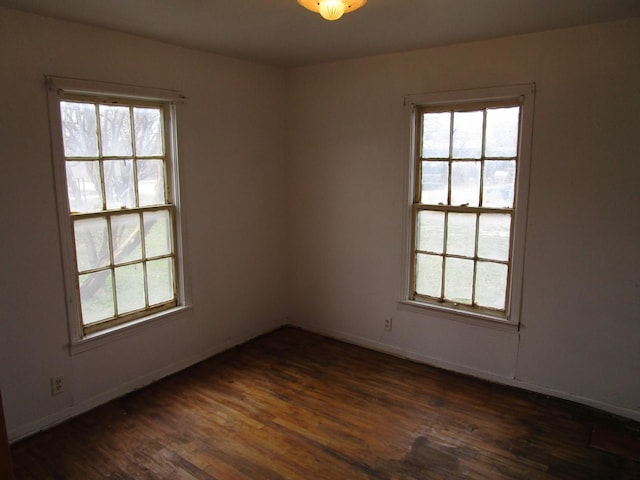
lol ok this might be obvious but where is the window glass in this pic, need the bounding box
[137,160,166,206]
[99,105,133,157]
[79,270,114,324]
[134,107,164,156]
[444,257,474,304]
[483,160,515,208]
[56,95,179,335]
[475,262,508,310]
[147,258,175,305]
[111,214,142,264]
[74,217,109,272]
[421,161,448,205]
[416,211,444,253]
[104,160,135,210]
[416,253,442,298]
[452,110,483,158]
[144,210,173,258]
[411,97,526,319]
[60,102,99,157]
[451,161,480,207]
[485,107,519,157]
[478,214,511,261]
[66,161,103,213]
[422,112,450,157]
[446,213,476,258]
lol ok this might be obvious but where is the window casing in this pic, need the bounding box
[47,77,188,346]
[404,85,534,325]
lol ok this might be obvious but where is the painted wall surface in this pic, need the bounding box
[0,8,288,440]
[1,6,639,441]
[286,19,640,420]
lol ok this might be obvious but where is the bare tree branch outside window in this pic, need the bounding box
[59,99,177,332]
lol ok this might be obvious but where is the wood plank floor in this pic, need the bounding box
[10,327,640,479]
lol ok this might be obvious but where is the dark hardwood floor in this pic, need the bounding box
[10,327,640,479]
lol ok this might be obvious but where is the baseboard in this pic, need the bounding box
[11,320,638,442]
[299,324,640,424]
[8,320,287,443]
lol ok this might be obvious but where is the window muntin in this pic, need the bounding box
[410,101,523,318]
[57,95,178,335]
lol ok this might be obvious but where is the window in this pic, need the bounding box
[47,77,188,344]
[404,85,534,324]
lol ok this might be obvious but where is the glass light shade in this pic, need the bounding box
[319,1,345,20]
[297,0,367,21]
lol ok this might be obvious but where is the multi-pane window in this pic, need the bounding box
[410,94,531,321]
[48,78,184,339]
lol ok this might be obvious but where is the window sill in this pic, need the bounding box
[397,300,519,332]
[68,305,192,355]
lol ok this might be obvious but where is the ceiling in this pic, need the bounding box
[1,0,639,67]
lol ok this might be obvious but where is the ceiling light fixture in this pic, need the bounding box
[297,0,367,21]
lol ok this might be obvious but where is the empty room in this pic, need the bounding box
[0,1,639,478]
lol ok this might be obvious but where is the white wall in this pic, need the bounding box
[1,6,639,442]
[0,8,288,440]
[286,19,640,420]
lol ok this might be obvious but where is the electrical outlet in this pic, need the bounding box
[384,317,393,331]
[51,376,64,396]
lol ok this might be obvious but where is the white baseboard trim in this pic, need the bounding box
[10,320,638,442]
[8,321,286,443]
[299,324,640,424]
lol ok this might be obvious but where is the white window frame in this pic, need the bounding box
[400,84,535,327]
[46,76,191,353]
